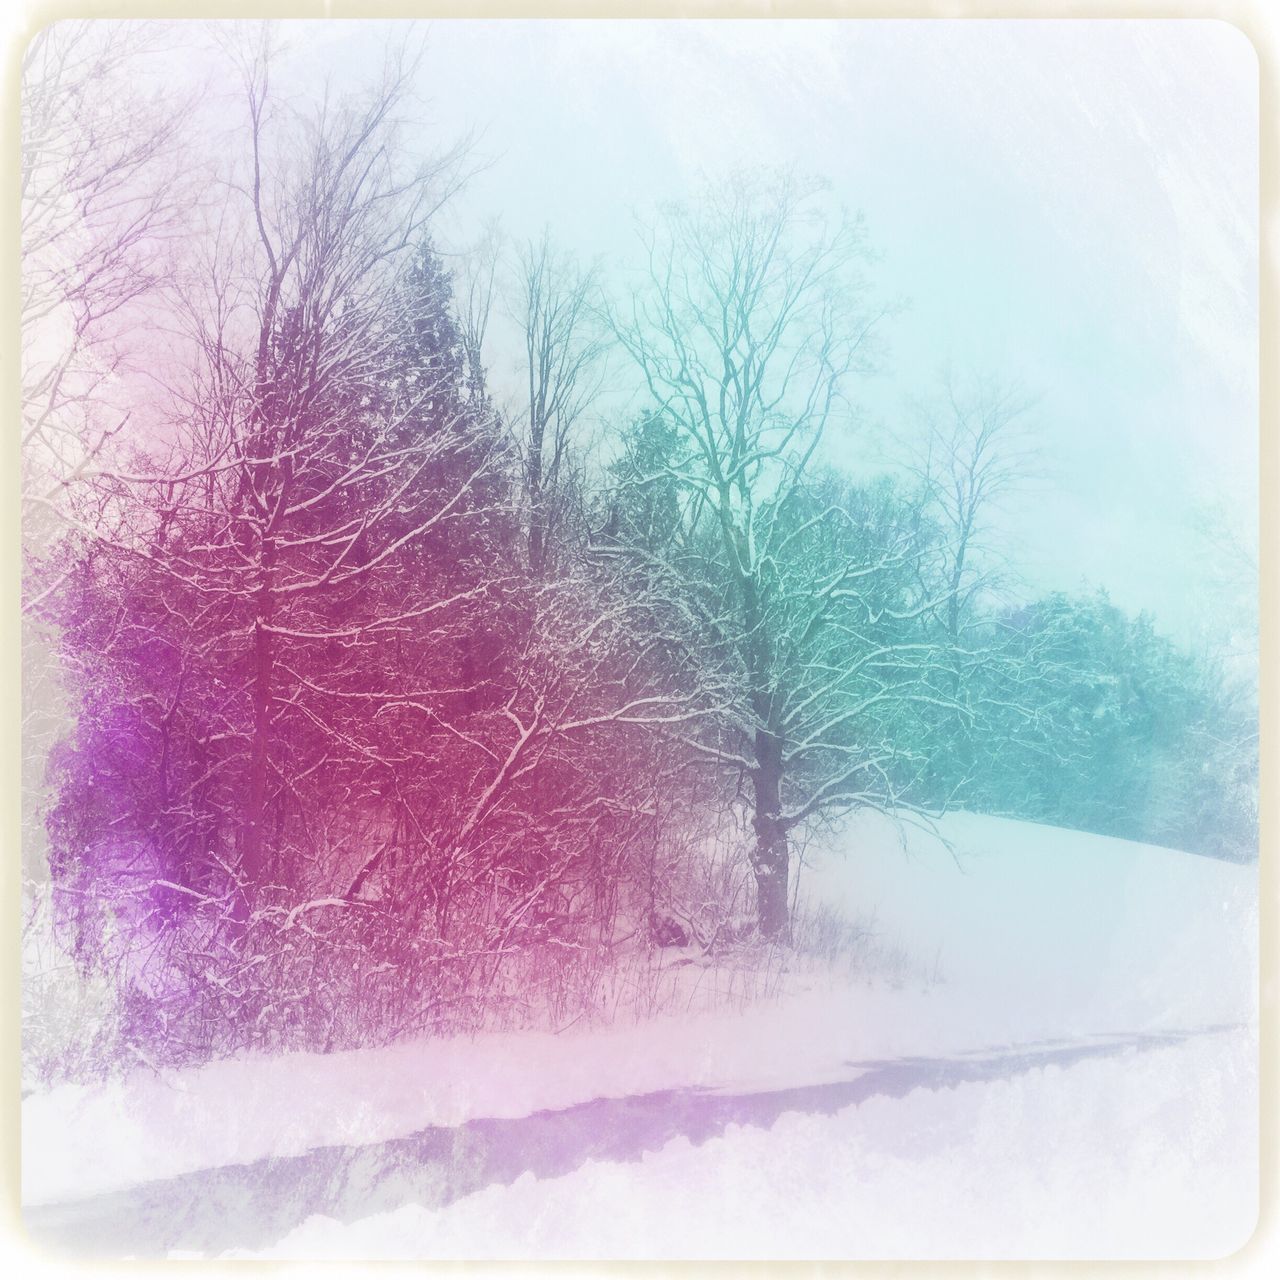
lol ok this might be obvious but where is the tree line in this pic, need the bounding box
[22,26,1256,1065]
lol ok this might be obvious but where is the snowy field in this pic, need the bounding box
[22,811,1259,1259]
[246,1030,1255,1261]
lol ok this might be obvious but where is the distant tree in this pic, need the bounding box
[901,375,1037,644]
[960,589,1257,860]
[895,374,1039,805]
[21,21,190,559]
[509,231,607,574]
[606,412,684,555]
[1165,655,1257,861]
[452,220,504,406]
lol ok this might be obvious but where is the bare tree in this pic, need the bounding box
[889,375,1040,800]
[509,231,607,573]
[202,32,478,892]
[454,219,504,402]
[21,21,191,550]
[901,374,1039,643]
[608,171,952,939]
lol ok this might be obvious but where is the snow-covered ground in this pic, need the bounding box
[247,1028,1256,1261]
[22,812,1259,1259]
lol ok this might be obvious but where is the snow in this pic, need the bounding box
[242,1028,1257,1261]
[796,809,1258,1036]
[22,812,1258,1259]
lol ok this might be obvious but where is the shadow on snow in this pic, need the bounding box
[25,1024,1237,1258]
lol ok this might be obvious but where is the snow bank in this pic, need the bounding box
[242,1027,1257,1260]
[23,813,1257,1209]
[798,808,1258,1037]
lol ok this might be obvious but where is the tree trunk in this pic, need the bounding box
[751,731,791,940]
[527,406,546,573]
[243,571,274,893]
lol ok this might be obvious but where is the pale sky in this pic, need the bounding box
[202,19,1263,642]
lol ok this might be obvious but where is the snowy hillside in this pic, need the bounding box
[23,812,1258,1259]
[797,808,1257,1040]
